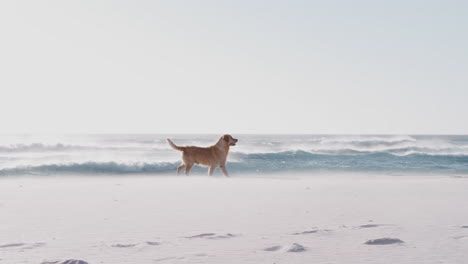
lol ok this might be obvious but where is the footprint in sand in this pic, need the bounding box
[146,241,161,246]
[292,229,332,235]
[207,233,237,239]
[186,233,216,239]
[41,260,89,264]
[461,226,468,229]
[22,242,46,249]
[154,256,185,262]
[359,224,381,228]
[186,233,237,239]
[365,238,404,245]
[0,243,26,248]
[453,235,468,241]
[264,245,282,251]
[292,230,318,235]
[0,242,45,249]
[111,243,137,248]
[264,243,307,253]
[287,243,307,252]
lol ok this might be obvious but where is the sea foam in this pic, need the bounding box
[0,134,467,176]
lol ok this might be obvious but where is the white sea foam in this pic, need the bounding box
[0,134,467,176]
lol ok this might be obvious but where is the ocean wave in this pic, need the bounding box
[239,135,468,156]
[232,144,468,157]
[2,151,468,176]
[233,150,468,160]
[1,135,468,176]
[305,146,468,156]
[3,136,468,156]
[322,136,416,144]
[0,143,170,153]
[0,161,179,176]
[287,136,417,148]
[231,151,468,174]
[0,143,81,152]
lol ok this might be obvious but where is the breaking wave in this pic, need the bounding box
[0,143,85,152]
[0,161,178,176]
[1,151,468,176]
[0,143,169,153]
[0,134,467,176]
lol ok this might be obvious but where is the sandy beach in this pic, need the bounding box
[1,174,467,264]
[2,0,467,262]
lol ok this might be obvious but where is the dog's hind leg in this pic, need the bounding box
[220,165,229,177]
[208,166,216,176]
[185,163,194,176]
[177,164,186,175]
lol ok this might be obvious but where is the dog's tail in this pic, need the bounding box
[166,139,185,151]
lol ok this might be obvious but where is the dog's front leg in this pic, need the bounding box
[220,165,229,177]
[185,163,194,176]
[208,166,216,176]
[177,164,186,175]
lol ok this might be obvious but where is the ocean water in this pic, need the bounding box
[0,134,467,176]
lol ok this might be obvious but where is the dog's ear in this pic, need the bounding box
[223,135,230,142]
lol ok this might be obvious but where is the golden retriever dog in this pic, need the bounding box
[166,134,238,176]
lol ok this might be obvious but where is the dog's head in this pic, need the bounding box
[222,134,238,146]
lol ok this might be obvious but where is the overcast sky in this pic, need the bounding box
[0,1,467,134]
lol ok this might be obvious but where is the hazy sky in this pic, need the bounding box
[1,1,467,134]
